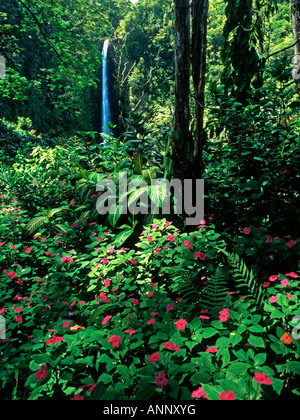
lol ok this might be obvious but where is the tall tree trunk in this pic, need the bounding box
[192,0,209,178]
[173,0,191,182]
[291,0,300,99]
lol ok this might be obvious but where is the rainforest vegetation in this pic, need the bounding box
[0,0,299,401]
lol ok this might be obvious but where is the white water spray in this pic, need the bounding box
[101,39,111,137]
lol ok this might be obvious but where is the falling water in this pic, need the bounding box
[101,39,111,137]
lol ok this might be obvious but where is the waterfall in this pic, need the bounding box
[101,39,111,137]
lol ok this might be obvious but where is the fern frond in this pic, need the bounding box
[25,216,47,235]
[221,250,264,307]
[200,267,229,311]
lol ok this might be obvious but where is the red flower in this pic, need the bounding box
[162,342,180,352]
[102,315,112,325]
[174,318,187,331]
[206,347,219,353]
[131,299,139,305]
[166,303,174,312]
[35,365,48,381]
[108,334,121,348]
[219,391,235,400]
[46,336,65,345]
[15,315,22,323]
[253,372,272,385]
[166,235,175,242]
[8,271,16,279]
[148,352,160,363]
[184,239,192,249]
[243,227,251,235]
[194,251,205,260]
[285,272,298,278]
[191,386,209,399]
[124,329,136,335]
[219,308,230,322]
[155,371,168,388]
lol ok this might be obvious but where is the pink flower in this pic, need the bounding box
[162,342,180,352]
[165,221,171,227]
[285,294,294,299]
[281,279,290,287]
[253,372,272,385]
[102,315,112,325]
[243,227,251,235]
[269,275,278,282]
[287,239,296,248]
[166,235,175,242]
[35,365,48,381]
[266,236,273,243]
[219,391,235,400]
[174,318,187,331]
[219,308,230,322]
[184,239,192,249]
[108,248,115,254]
[262,282,270,288]
[108,334,121,348]
[0,242,6,247]
[146,292,154,297]
[147,318,156,325]
[46,251,52,257]
[148,352,160,363]
[154,371,168,388]
[206,347,219,353]
[150,282,156,288]
[63,321,71,328]
[46,336,65,345]
[285,272,298,278]
[25,247,32,254]
[97,237,102,242]
[8,271,16,280]
[61,256,74,264]
[15,315,22,323]
[194,251,205,260]
[124,329,136,335]
[10,244,16,249]
[147,236,153,242]
[166,303,174,312]
[191,386,209,399]
[269,295,278,304]
[131,258,137,265]
[101,258,109,264]
[104,279,111,287]
[131,299,139,305]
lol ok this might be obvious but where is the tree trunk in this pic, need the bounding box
[291,0,300,99]
[192,0,209,178]
[173,0,191,182]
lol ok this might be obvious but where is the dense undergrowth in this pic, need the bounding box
[0,107,299,400]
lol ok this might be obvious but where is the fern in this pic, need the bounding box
[221,250,265,307]
[200,267,230,311]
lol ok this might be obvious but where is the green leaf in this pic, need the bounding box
[248,334,265,348]
[286,361,300,375]
[202,327,219,339]
[227,362,250,376]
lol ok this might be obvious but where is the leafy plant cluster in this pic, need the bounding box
[0,119,299,400]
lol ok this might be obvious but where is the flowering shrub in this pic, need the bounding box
[0,134,299,400]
